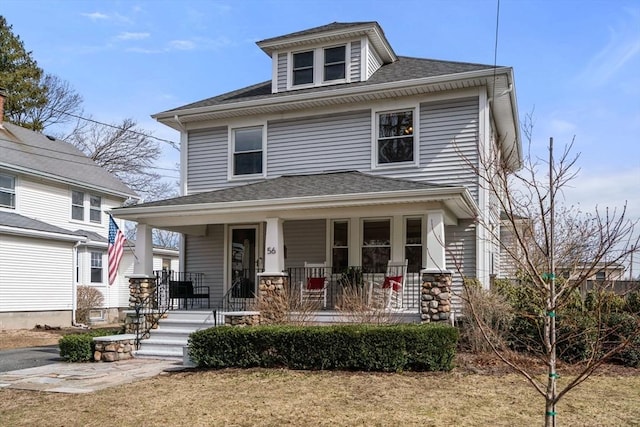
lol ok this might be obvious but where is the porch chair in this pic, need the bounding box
[368,260,408,309]
[300,262,328,309]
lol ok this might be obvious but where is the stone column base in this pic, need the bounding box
[420,270,452,323]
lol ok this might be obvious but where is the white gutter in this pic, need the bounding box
[153,67,513,122]
[0,162,137,200]
[113,186,479,219]
[0,225,88,242]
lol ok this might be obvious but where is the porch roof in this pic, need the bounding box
[111,171,478,229]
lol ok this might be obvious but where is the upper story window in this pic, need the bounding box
[89,195,102,223]
[72,190,85,220]
[293,51,314,86]
[72,190,102,223]
[289,44,348,89]
[232,126,263,177]
[0,173,16,209]
[324,46,346,81]
[376,110,415,165]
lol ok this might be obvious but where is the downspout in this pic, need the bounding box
[71,240,82,326]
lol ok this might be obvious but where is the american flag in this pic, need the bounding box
[108,215,126,286]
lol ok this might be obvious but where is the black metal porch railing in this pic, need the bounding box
[218,268,263,313]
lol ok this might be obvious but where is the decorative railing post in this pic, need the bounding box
[420,270,452,323]
[257,272,289,324]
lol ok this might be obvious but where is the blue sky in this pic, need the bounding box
[3,0,640,270]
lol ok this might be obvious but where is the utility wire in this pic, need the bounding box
[491,0,501,101]
[45,107,180,151]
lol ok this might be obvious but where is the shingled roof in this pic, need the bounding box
[0,211,84,238]
[160,56,495,114]
[0,122,136,198]
[121,171,456,209]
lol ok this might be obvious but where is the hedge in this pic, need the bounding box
[58,328,122,362]
[188,323,458,372]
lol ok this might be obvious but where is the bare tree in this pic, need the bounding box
[458,114,639,427]
[22,73,84,131]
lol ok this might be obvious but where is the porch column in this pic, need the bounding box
[263,217,285,274]
[133,223,153,276]
[425,211,447,272]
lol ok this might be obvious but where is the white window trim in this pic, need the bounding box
[329,219,350,269]
[89,194,102,224]
[70,190,103,224]
[404,215,426,272]
[71,189,85,222]
[287,42,351,90]
[0,172,17,210]
[227,123,267,181]
[371,104,420,170]
[90,251,104,284]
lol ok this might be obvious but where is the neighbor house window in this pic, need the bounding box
[362,219,390,273]
[72,190,84,220]
[405,218,422,273]
[0,173,16,209]
[377,110,414,165]
[232,127,263,176]
[90,252,103,283]
[89,195,101,223]
[292,51,314,86]
[332,220,349,271]
[324,45,346,81]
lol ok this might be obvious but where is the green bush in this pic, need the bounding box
[188,324,458,372]
[625,291,640,315]
[58,329,122,362]
[603,312,640,368]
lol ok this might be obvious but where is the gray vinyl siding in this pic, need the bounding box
[350,40,361,82]
[187,127,228,193]
[445,220,476,315]
[366,48,382,79]
[268,110,371,176]
[283,219,326,269]
[276,52,287,92]
[418,97,479,201]
[184,225,224,307]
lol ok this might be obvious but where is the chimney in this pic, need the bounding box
[0,87,6,123]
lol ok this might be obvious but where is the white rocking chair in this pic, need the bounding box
[368,260,407,309]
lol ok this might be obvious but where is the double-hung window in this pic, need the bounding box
[324,46,346,82]
[332,220,349,271]
[89,195,102,223]
[376,110,415,165]
[292,51,314,86]
[232,127,263,177]
[405,218,423,273]
[90,252,103,283]
[72,190,85,220]
[0,173,16,209]
[362,219,391,273]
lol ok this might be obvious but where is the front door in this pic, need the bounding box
[229,226,259,299]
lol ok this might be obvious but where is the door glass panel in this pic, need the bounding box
[231,228,256,298]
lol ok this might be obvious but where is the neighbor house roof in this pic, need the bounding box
[0,211,85,241]
[0,122,137,199]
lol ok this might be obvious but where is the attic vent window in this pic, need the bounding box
[324,46,346,81]
[292,51,314,86]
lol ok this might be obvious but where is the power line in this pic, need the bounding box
[491,0,501,102]
[46,107,180,151]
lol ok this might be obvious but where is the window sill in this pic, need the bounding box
[372,161,420,171]
[228,173,266,182]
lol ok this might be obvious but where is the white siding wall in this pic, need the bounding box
[418,97,480,200]
[187,127,228,193]
[283,219,326,269]
[276,52,287,92]
[445,220,476,314]
[366,43,383,79]
[0,235,74,311]
[350,40,361,82]
[268,110,371,176]
[184,225,224,307]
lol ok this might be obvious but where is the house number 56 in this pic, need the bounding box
[267,247,276,254]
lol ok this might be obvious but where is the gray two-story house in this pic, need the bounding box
[113,22,521,319]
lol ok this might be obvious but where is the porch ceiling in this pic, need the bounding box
[111,172,478,232]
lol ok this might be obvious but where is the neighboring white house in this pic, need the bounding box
[0,89,178,328]
[113,22,522,317]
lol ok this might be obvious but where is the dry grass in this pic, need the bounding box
[2,328,639,426]
[1,367,639,426]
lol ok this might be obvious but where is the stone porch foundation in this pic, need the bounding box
[420,270,452,323]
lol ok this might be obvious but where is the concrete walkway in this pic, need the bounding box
[0,358,181,394]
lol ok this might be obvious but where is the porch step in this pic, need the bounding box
[136,310,219,361]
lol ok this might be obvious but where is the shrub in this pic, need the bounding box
[602,312,640,368]
[59,329,121,362]
[625,291,640,315]
[76,285,104,324]
[188,323,458,372]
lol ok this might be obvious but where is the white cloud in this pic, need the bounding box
[116,32,150,41]
[168,40,196,50]
[549,119,577,134]
[81,12,109,20]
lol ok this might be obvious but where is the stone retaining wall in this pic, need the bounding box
[93,334,136,362]
[224,312,261,326]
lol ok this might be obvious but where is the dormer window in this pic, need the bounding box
[293,51,314,86]
[324,46,346,81]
